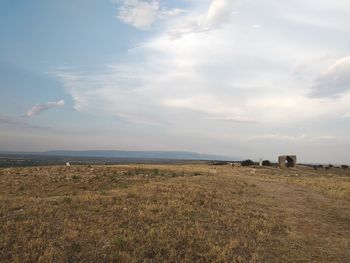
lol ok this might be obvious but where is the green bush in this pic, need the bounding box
[262,160,271,166]
[241,159,254,166]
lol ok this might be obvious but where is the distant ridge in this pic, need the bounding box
[0,150,233,161]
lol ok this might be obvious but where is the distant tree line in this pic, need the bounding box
[240,159,273,166]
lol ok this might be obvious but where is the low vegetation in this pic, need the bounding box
[241,159,255,166]
[1,164,349,262]
[262,160,271,166]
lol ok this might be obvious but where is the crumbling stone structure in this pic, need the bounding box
[278,155,297,168]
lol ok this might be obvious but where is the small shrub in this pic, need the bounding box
[134,168,142,174]
[211,161,228,165]
[170,171,177,177]
[341,165,349,169]
[70,242,81,253]
[63,197,72,204]
[114,237,126,249]
[262,160,271,166]
[241,159,254,166]
[72,175,80,181]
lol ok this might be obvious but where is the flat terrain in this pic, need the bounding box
[1,164,349,262]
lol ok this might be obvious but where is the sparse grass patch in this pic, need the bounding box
[153,168,159,175]
[286,176,350,200]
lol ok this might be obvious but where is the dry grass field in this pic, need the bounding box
[1,164,349,262]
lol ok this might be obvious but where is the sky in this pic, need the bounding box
[1,0,350,164]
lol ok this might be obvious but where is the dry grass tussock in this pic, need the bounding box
[1,164,349,262]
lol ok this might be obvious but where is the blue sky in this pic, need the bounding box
[1,0,350,163]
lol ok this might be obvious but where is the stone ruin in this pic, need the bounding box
[278,155,297,168]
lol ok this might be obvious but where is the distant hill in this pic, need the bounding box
[0,150,233,161]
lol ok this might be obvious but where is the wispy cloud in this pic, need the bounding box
[0,116,19,126]
[26,100,65,117]
[0,115,52,130]
[249,133,307,141]
[203,116,258,124]
[167,0,235,38]
[309,55,350,98]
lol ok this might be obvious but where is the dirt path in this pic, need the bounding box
[232,171,350,262]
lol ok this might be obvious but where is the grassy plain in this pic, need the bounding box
[1,164,349,262]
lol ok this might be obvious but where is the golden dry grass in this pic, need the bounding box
[241,166,350,200]
[1,164,349,262]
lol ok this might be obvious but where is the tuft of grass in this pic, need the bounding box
[70,242,81,253]
[71,175,80,181]
[62,197,72,204]
[114,237,126,250]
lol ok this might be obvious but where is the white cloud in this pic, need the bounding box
[116,0,185,30]
[159,8,186,18]
[203,116,257,124]
[26,100,65,117]
[205,0,234,28]
[55,0,350,124]
[167,0,235,38]
[117,0,159,30]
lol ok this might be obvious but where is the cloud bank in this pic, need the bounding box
[52,0,350,161]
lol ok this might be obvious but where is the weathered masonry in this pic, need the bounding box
[278,155,297,168]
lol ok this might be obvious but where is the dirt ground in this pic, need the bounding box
[0,164,349,262]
